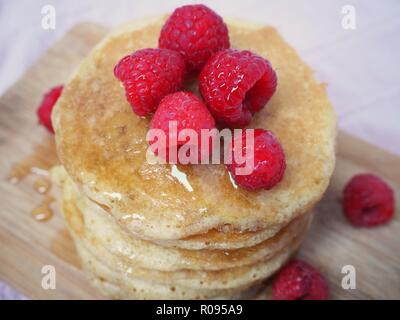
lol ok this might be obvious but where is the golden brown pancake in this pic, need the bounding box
[62,188,305,291]
[61,170,311,271]
[51,165,288,250]
[79,247,265,300]
[52,17,336,241]
[157,226,285,250]
[72,230,303,291]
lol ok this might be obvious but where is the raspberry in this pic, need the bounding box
[37,85,63,133]
[149,92,216,163]
[273,260,329,300]
[199,49,277,128]
[114,48,186,116]
[159,4,230,72]
[227,129,285,191]
[343,174,395,227]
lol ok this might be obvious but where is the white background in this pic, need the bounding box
[0,0,399,298]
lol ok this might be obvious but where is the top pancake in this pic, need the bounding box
[52,17,336,240]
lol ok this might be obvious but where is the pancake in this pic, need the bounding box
[79,199,309,271]
[73,228,302,291]
[79,246,264,300]
[52,165,296,251]
[63,191,305,291]
[62,171,311,271]
[87,273,263,300]
[155,225,285,250]
[52,17,336,241]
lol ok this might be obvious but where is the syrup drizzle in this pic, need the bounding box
[31,195,55,222]
[171,164,194,192]
[7,138,59,222]
[34,177,52,194]
[7,138,58,183]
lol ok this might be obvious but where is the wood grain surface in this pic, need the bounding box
[0,23,398,300]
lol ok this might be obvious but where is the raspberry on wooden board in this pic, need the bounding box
[273,260,329,300]
[37,85,63,133]
[343,173,395,227]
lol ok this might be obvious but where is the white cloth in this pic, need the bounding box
[0,0,399,299]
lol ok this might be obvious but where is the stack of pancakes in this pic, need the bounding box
[51,17,336,299]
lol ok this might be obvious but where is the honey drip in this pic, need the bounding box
[8,138,58,183]
[7,138,59,222]
[31,195,54,222]
[34,177,52,194]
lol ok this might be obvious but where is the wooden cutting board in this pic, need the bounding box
[0,22,399,300]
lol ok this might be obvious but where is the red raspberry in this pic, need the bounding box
[343,174,395,227]
[37,85,63,133]
[227,129,285,191]
[273,260,329,300]
[199,49,277,128]
[114,48,186,116]
[159,4,230,72]
[149,92,216,163]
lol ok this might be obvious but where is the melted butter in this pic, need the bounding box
[31,195,54,222]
